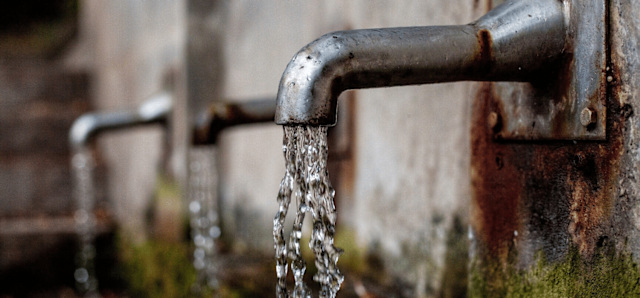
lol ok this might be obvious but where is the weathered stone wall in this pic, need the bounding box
[350,3,482,295]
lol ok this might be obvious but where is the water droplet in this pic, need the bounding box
[276,264,287,278]
[189,201,201,213]
[209,226,221,238]
[194,248,205,259]
[75,268,89,283]
[188,147,220,291]
[194,259,205,269]
[72,149,99,294]
[194,235,206,246]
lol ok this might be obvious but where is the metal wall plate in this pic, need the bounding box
[491,0,607,141]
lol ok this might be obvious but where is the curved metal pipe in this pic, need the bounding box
[193,98,277,145]
[69,91,173,148]
[275,0,566,126]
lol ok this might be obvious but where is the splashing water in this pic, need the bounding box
[188,147,220,292]
[274,126,344,298]
[71,148,99,298]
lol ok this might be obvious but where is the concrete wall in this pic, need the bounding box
[218,1,484,294]
[352,4,480,293]
[80,0,186,241]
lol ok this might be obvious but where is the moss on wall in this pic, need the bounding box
[469,246,640,297]
[117,237,199,298]
[440,216,469,298]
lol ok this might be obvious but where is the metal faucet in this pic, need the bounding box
[193,98,276,145]
[275,0,596,128]
[69,91,173,148]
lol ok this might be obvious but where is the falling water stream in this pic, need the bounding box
[274,126,344,298]
[71,147,99,298]
[72,144,219,296]
[188,146,221,292]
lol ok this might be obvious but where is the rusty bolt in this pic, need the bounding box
[488,111,501,131]
[580,108,596,127]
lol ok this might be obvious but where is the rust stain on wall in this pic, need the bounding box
[471,82,522,262]
[471,77,625,264]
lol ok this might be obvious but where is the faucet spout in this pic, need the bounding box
[275,0,565,126]
[69,91,173,148]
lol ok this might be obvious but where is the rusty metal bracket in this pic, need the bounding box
[491,0,607,141]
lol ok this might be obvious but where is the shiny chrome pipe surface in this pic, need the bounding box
[69,91,173,148]
[193,98,277,145]
[275,0,565,126]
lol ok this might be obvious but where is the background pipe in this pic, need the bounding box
[193,98,277,145]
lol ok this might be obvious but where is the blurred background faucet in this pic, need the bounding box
[69,91,173,148]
